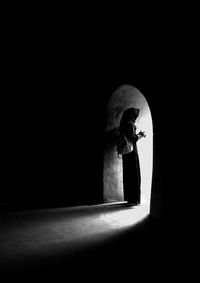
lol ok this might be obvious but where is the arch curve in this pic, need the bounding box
[103,84,153,211]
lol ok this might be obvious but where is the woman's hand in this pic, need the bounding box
[138,131,146,138]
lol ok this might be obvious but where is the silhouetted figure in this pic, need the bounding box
[119,108,145,205]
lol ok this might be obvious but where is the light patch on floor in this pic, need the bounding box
[0,203,149,266]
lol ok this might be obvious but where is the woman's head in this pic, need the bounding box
[122,107,140,123]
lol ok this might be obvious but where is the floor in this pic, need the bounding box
[0,202,157,281]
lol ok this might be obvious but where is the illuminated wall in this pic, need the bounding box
[103,85,153,210]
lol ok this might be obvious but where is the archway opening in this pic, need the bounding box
[103,85,153,214]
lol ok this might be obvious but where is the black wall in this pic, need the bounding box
[1,31,191,228]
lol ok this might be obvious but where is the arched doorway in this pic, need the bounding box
[103,85,153,212]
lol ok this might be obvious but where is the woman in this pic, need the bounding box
[119,107,145,205]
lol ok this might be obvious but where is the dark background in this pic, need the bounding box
[0,9,198,280]
[1,13,195,226]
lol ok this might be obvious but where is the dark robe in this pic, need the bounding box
[120,108,141,204]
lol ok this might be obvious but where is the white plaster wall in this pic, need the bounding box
[103,85,153,209]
